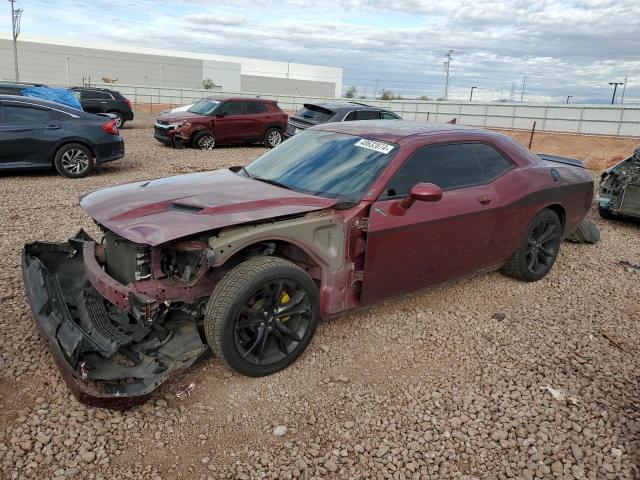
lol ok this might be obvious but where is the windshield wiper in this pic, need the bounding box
[251,177,292,190]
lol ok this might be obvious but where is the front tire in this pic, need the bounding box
[54,143,95,178]
[204,256,319,377]
[264,127,283,148]
[194,131,215,150]
[502,209,562,282]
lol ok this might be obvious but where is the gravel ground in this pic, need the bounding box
[0,113,638,480]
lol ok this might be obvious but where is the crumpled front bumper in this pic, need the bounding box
[21,232,207,409]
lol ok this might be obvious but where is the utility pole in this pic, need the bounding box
[160,64,165,87]
[620,75,628,104]
[520,74,526,102]
[443,49,453,100]
[566,95,573,104]
[65,56,70,85]
[469,86,477,102]
[9,0,23,81]
[374,78,379,99]
[609,82,623,104]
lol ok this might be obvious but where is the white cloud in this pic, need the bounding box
[14,0,640,102]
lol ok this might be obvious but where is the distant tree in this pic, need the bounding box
[380,89,395,100]
[359,95,366,99]
[202,78,217,90]
[345,86,358,98]
[419,95,431,101]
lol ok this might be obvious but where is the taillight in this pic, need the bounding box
[124,98,132,109]
[101,120,119,135]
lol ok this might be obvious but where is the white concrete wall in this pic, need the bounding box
[0,33,342,97]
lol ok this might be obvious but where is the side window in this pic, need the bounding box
[244,102,267,114]
[4,105,57,123]
[383,144,481,198]
[382,111,400,120]
[472,143,513,181]
[343,111,356,121]
[220,101,243,115]
[355,110,381,120]
[80,90,111,100]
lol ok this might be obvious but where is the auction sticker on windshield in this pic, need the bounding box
[354,139,395,154]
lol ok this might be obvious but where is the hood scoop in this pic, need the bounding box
[169,203,204,213]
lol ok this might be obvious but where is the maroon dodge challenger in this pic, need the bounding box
[22,121,593,408]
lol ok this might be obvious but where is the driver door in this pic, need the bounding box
[360,143,499,304]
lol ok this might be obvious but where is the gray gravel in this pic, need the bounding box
[0,113,638,479]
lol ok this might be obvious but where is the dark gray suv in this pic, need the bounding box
[286,101,400,137]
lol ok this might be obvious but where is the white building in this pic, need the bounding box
[0,33,343,97]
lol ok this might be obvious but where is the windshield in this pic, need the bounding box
[188,98,220,115]
[244,130,397,203]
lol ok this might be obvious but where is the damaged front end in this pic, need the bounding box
[598,148,640,219]
[22,230,208,409]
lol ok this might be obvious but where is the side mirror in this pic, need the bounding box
[216,112,226,118]
[400,183,443,209]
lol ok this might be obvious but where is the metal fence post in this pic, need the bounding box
[577,107,584,135]
[616,107,625,137]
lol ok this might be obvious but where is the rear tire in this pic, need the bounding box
[502,209,562,282]
[110,111,125,128]
[263,127,283,148]
[194,131,215,150]
[204,256,319,377]
[54,143,95,178]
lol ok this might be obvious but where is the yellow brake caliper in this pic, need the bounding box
[280,290,291,322]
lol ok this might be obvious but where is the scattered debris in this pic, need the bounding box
[566,218,601,244]
[540,385,579,405]
[491,313,506,321]
[175,381,196,399]
[601,331,625,351]
[619,261,640,274]
[272,426,288,437]
[78,361,88,380]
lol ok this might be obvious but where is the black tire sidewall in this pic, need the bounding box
[206,259,319,377]
[54,143,95,178]
[264,127,282,148]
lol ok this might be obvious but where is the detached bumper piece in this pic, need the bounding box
[22,235,207,409]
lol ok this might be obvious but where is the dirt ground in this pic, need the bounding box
[0,113,638,480]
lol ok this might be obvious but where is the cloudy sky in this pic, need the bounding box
[7,0,640,102]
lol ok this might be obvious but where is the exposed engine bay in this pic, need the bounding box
[598,148,640,219]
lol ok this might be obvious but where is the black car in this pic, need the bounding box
[68,87,134,128]
[0,95,125,178]
[286,101,401,137]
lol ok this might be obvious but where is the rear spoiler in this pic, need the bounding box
[537,153,585,169]
[303,103,334,115]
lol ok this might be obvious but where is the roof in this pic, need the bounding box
[204,96,275,103]
[0,94,87,114]
[305,101,392,112]
[311,120,497,143]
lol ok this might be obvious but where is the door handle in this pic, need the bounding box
[45,125,62,129]
[478,195,492,205]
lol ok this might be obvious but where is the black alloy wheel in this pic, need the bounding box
[502,209,562,282]
[234,278,312,366]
